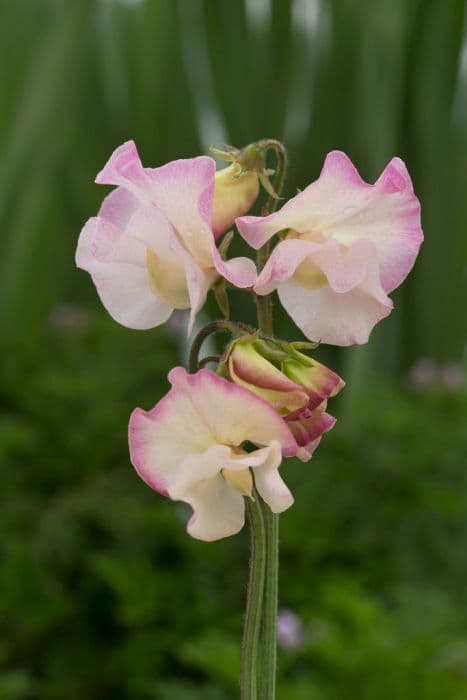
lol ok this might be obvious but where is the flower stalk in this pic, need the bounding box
[188,319,254,373]
[241,493,266,700]
[242,140,287,699]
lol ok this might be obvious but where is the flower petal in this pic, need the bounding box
[146,156,216,267]
[286,407,336,463]
[180,472,245,541]
[254,238,369,296]
[237,151,423,293]
[129,368,297,495]
[251,441,294,513]
[253,236,392,345]
[168,368,298,456]
[98,187,139,229]
[212,246,257,288]
[76,217,172,329]
[95,140,151,195]
[278,272,392,346]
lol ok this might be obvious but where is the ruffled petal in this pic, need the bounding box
[95,140,151,196]
[146,156,216,267]
[168,368,298,456]
[278,272,392,346]
[76,217,172,329]
[129,369,298,540]
[253,235,392,345]
[254,238,353,296]
[171,442,293,536]
[128,389,221,498]
[238,151,423,293]
[124,204,215,330]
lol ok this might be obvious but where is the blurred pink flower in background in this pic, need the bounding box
[277,608,305,649]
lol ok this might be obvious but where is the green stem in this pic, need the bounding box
[241,494,266,700]
[259,506,279,700]
[256,139,288,217]
[241,139,287,699]
[188,320,254,373]
[255,140,287,700]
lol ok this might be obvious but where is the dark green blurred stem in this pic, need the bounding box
[197,355,221,369]
[188,320,254,373]
[241,494,266,700]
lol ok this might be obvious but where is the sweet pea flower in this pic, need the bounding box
[76,141,257,333]
[129,367,298,541]
[236,151,423,345]
[226,338,344,461]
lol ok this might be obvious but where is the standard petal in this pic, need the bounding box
[122,203,215,327]
[146,156,216,267]
[238,150,423,293]
[95,140,151,196]
[168,368,298,456]
[98,187,139,229]
[128,384,222,496]
[76,217,172,329]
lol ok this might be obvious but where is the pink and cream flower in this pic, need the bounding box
[129,367,298,541]
[236,151,423,345]
[76,141,257,333]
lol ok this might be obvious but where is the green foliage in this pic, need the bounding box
[1,317,466,697]
[0,0,466,370]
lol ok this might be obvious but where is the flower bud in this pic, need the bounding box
[227,339,308,413]
[282,350,345,410]
[226,337,344,461]
[212,164,260,237]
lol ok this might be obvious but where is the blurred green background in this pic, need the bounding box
[1,0,467,698]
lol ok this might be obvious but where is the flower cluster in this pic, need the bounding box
[76,140,423,541]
